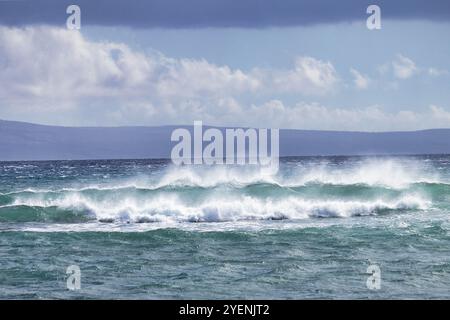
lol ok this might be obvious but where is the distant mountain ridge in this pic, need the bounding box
[1,119,450,161]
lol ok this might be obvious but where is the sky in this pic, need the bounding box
[0,0,450,131]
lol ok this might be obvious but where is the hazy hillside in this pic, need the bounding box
[1,119,450,160]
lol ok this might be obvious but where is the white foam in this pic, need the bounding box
[3,158,443,195]
[8,191,430,223]
[285,159,441,189]
[117,158,444,189]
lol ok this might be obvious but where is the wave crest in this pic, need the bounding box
[1,192,430,223]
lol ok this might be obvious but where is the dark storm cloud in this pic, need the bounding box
[0,0,449,28]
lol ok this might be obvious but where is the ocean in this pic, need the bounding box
[0,156,449,299]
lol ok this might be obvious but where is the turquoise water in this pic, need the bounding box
[0,156,449,299]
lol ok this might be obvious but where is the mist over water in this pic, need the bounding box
[0,156,449,298]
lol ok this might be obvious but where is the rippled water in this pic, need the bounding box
[0,156,449,299]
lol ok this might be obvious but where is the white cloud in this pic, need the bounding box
[349,68,370,89]
[244,102,450,131]
[392,54,418,79]
[0,27,337,99]
[156,57,261,98]
[379,55,448,81]
[0,26,260,103]
[271,56,338,94]
[0,26,343,125]
[1,26,448,131]
[429,105,450,123]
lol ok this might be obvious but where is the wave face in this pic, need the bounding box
[0,156,447,225]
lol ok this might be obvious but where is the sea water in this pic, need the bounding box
[0,156,449,299]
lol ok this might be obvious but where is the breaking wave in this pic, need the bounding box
[0,158,441,224]
[0,193,430,223]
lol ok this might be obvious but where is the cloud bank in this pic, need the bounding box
[0,26,339,123]
[0,26,449,131]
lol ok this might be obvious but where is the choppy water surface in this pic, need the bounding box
[0,156,449,299]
